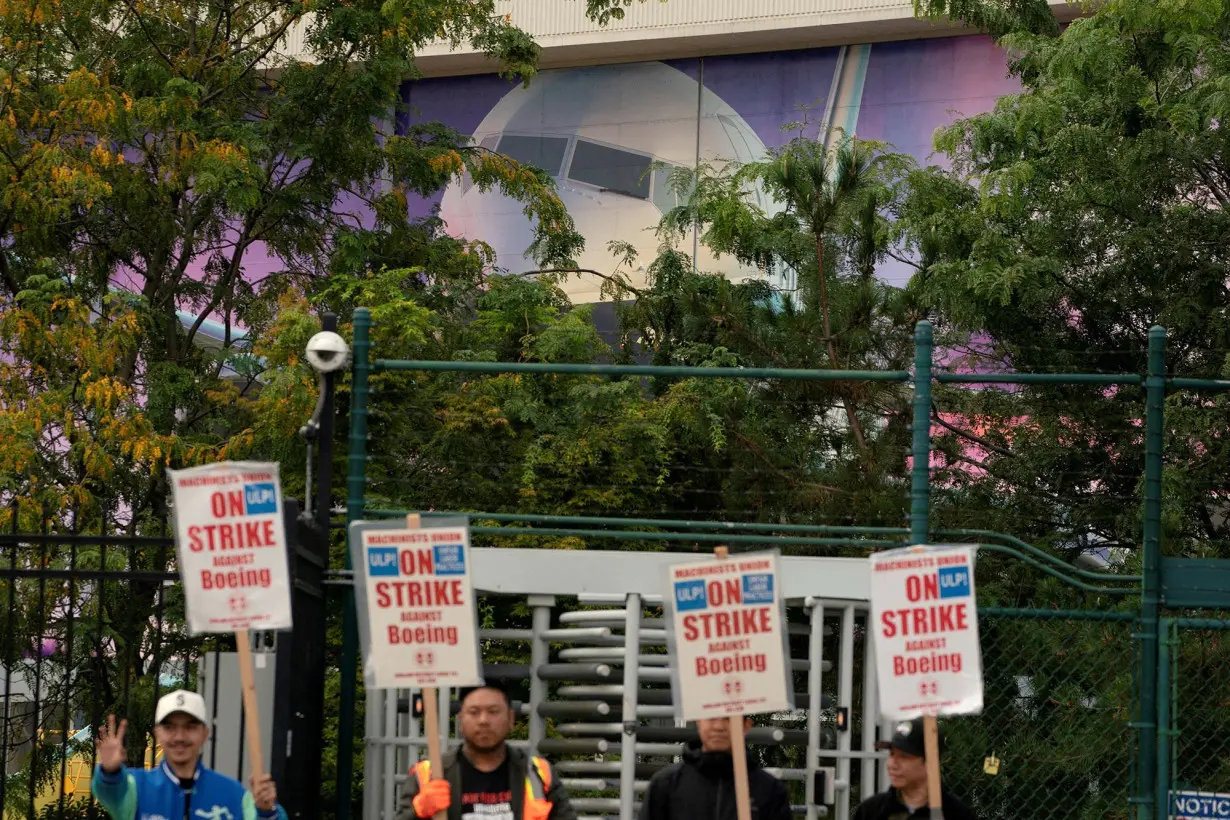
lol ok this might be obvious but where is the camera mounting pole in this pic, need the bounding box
[271,311,341,820]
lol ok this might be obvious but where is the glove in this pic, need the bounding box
[412,779,451,819]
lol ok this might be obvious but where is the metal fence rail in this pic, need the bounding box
[0,529,192,820]
[0,499,323,820]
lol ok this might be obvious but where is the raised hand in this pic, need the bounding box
[96,715,128,774]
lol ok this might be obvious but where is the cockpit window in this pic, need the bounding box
[567,140,652,199]
[496,134,569,176]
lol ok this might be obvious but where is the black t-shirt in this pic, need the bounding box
[459,755,514,820]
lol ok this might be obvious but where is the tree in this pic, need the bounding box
[565,129,926,524]
[899,0,1230,561]
[0,0,589,524]
[0,0,620,806]
[894,0,1230,812]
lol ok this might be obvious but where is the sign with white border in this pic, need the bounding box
[870,545,983,720]
[349,518,482,689]
[665,549,793,721]
[169,461,293,635]
[1171,790,1230,819]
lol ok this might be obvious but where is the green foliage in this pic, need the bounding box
[0,0,620,813]
[582,0,654,25]
[38,797,95,820]
[900,0,1230,559]
[888,4,1230,809]
[912,0,1062,39]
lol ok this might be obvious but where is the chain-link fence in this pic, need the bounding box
[813,608,1137,820]
[1167,619,1230,816]
[943,611,1136,820]
[330,310,1230,820]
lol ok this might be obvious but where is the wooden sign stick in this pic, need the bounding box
[924,715,945,820]
[235,630,265,781]
[715,545,753,820]
[906,542,945,820]
[407,513,447,820]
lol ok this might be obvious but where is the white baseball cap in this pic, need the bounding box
[155,690,209,726]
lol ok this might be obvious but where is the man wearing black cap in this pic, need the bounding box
[852,717,978,820]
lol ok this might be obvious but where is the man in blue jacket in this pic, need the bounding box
[92,690,288,820]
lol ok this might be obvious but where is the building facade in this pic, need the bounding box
[358,0,1072,304]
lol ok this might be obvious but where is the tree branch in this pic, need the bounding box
[931,402,1016,458]
[516,267,647,299]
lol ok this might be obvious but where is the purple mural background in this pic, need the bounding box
[398,34,1022,298]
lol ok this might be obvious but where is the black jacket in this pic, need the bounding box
[638,743,792,820]
[852,788,979,820]
[393,746,577,820]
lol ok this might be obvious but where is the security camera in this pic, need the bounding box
[305,331,350,374]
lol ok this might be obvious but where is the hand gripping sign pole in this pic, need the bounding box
[869,544,983,820]
[347,512,482,819]
[169,461,295,783]
[665,545,792,820]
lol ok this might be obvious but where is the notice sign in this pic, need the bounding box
[350,519,481,689]
[870,545,983,720]
[1171,791,1230,819]
[169,461,293,635]
[665,550,792,722]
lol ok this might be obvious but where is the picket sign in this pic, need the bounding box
[347,511,482,820]
[870,544,984,820]
[665,544,794,820]
[168,461,296,781]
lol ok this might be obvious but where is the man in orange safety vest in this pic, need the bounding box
[395,683,577,820]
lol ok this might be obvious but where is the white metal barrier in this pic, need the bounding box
[360,547,888,820]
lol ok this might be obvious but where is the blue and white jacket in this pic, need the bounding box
[91,760,289,820]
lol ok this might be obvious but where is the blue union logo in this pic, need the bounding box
[433,544,466,575]
[367,548,399,576]
[938,566,970,599]
[674,580,707,612]
[742,573,774,604]
[243,483,277,515]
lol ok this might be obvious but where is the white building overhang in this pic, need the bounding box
[278,0,1082,77]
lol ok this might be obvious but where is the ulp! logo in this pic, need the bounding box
[243,483,277,515]
[674,580,707,612]
[368,547,399,577]
[938,565,971,598]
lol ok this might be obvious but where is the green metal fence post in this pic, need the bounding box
[1154,619,1173,820]
[910,320,934,544]
[338,307,372,820]
[1139,325,1166,820]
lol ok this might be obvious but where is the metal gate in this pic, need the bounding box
[329,309,1230,820]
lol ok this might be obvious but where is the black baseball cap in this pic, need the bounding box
[875,717,943,758]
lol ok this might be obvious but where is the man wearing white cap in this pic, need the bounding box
[91,689,287,820]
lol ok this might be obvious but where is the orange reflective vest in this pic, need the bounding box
[412,757,553,820]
